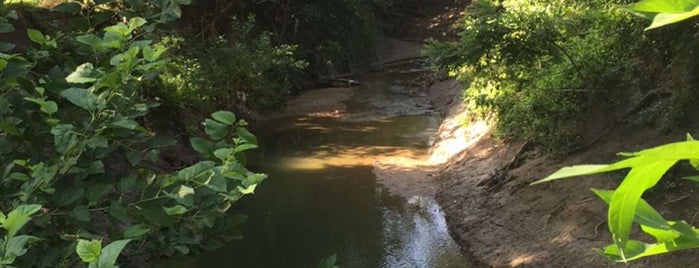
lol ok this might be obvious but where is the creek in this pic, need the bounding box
[164,59,469,268]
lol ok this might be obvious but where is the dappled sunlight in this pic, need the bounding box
[429,117,491,164]
[509,253,538,266]
[279,145,428,171]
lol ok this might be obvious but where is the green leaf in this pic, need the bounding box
[5,235,39,261]
[110,118,140,130]
[214,148,235,161]
[190,137,216,157]
[211,111,237,125]
[238,184,257,194]
[128,17,147,30]
[236,127,258,145]
[592,189,671,231]
[66,63,99,84]
[205,119,229,141]
[531,165,610,185]
[76,239,102,263]
[61,88,97,111]
[234,143,258,153]
[123,224,150,239]
[2,204,41,238]
[683,176,699,183]
[0,22,14,33]
[51,124,78,155]
[98,239,131,268]
[69,205,91,222]
[626,0,699,30]
[52,2,82,13]
[175,185,195,207]
[41,101,58,115]
[608,161,676,260]
[27,29,47,45]
[163,205,187,215]
[0,41,15,52]
[76,35,104,50]
[125,150,142,166]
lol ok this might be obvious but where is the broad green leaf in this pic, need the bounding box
[2,204,41,238]
[211,111,237,125]
[61,88,97,111]
[190,137,216,157]
[110,118,140,130]
[98,239,131,268]
[205,119,229,141]
[214,148,235,161]
[238,184,257,194]
[66,63,99,84]
[683,176,699,183]
[595,238,699,262]
[51,124,78,155]
[175,185,195,207]
[52,2,82,13]
[123,224,150,239]
[163,205,187,215]
[0,41,15,52]
[531,165,609,185]
[236,127,258,145]
[627,0,699,13]
[69,205,91,222]
[5,235,39,261]
[591,189,670,231]
[234,143,258,153]
[608,161,676,260]
[76,35,104,50]
[76,239,102,263]
[125,150,142,166]
[0,22,14,33]
[626,0,699,30]
[175,161,216,182]
[40,101,58,115]
[128,17,147,30]
[27,29,47,45]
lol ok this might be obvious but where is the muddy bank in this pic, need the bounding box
[433,104,699,267]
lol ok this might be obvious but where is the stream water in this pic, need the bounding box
[165,68,469,268]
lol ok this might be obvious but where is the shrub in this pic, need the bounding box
[425,0,645,150]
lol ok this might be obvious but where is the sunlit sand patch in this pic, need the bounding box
[509,254,537,266]
[429,115,491,164]
[279,145,428,170]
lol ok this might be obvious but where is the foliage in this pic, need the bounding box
[0,1,265,266]
[76,239,131,268]
[533,139,699,261]
[626,0,699,30]
[535,1,699,262]
[0,204,41,266]
[158,16,307,111]
[424,0,645,150]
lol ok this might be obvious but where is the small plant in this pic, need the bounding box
[0,205,41,266]
[76,239,131,268]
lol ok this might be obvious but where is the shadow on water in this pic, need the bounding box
[162,73,469,268]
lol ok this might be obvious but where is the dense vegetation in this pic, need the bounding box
[537,0,699,263]
[0,0,279,266]
[0,0,411,266]
[425,0,649,150]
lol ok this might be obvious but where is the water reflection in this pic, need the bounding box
[165,79,469,267]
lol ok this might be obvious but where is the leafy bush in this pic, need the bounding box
[159,16,307,111]
[424,0,645,150]
[536,0,699,262]
[0,1,265,266]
